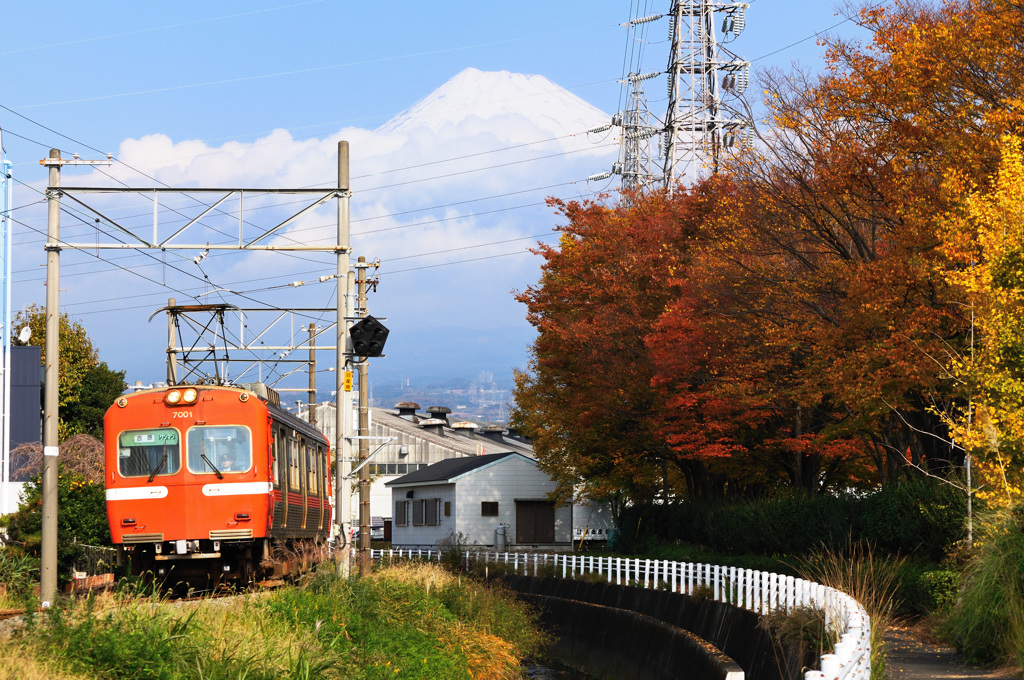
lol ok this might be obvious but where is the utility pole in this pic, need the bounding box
[167,297,178,385]
[355,256,371,575]
[39,149,111,606]
[335,141,353,576]
[307,323,316,428]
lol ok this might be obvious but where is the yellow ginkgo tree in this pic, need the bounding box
[942,136,1024,507]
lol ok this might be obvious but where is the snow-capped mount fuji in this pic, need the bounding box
[377,68,610,138]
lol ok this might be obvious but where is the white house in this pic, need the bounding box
[386,452,573,550]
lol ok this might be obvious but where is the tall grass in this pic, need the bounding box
[794,541,905,680]
[3,562,547,680]
[939,509,1024,670]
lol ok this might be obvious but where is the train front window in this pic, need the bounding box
[186,426,252,474]
[117,429,181,479]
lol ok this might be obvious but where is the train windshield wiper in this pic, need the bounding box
[201,453,224,480]
[147,446,168,483]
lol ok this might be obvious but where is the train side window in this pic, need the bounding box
[307,442,318,495]
[288,437,300,491]
[117,429,181,478]
[272,429,283,486]
[186,426,252,474]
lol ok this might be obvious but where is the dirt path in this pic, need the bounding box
[885,624,1021,679]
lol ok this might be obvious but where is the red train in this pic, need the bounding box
[104,382,332,588]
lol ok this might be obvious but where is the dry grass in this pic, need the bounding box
[0,640,93,680]
[795,541,904,679]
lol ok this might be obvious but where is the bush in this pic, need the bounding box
[616,477,966,562]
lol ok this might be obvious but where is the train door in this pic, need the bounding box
[299,436,309,529]
[274,426,286,528]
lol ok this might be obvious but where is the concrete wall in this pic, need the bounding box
[503,576,808,680]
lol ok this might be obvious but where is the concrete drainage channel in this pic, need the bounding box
[502,575,796,680]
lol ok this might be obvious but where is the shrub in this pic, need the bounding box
[616,476,966,562]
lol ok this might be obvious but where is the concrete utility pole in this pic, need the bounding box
[167,297,179,385]
[40,149,61,607]
[39,149,111,606]
[335,141,353,576]
[356,257,371,575]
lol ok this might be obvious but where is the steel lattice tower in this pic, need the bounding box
[663,0,751,192]
[619,71,663,193]
[593,2,751,194]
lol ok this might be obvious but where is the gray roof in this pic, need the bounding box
[385,451,532,487]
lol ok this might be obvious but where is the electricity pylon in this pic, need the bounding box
[663,0,751,193]
[591,2,752,195]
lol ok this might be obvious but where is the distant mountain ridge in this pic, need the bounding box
[377,67,610,137]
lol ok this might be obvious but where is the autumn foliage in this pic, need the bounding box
[513,0,1024,505]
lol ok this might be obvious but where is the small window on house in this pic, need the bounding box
[481,501,499,517]
[444,501,451,516]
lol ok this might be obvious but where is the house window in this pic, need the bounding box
[444,501,451,516]
[481,501,499,517]
[395,500,409,526]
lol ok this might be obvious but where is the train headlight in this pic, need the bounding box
[116,397,128,408]
[165,387,199,406]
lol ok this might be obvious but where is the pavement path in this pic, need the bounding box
[885,624,1021,680]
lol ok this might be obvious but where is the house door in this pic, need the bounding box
[516,500,555,544]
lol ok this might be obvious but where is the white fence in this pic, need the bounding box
[371,549,871,680]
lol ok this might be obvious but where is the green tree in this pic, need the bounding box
[11,304,125,441]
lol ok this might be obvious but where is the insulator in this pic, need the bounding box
[667,76,675,97]
[629,14,664,26]
[737,65,749,93]
[734,13,745,34]
[629,71,662,83]
[587,171,613,182]
[722,16,734,34]
[611,112,623,127]
[722,74,736,90]
[612,162,623,175]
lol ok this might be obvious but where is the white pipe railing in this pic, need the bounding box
[370,548,871,680]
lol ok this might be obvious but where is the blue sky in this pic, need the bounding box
[0,1,874,401]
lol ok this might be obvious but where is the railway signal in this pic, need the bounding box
[349,315,389,357]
